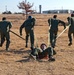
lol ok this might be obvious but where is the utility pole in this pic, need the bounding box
[39,5,42,14]
[62,6,63,13]
[5,5,7,12]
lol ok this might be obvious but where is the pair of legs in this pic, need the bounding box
[38,47,56,59]
[50,30,57,48]
[68,31,74,46]
[25,29,34,48]
[31,47,56,61]
[0,32,10,50]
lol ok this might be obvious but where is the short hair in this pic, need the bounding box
[28,16,32,19]
[53,15,57,18]
[2,17,6,20]
[40,43,47,50]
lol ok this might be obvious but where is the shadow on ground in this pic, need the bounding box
[0,48,31,54]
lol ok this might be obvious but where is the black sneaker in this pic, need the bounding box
[68,42,72,46]
[25,44,28,48]
[51,43,55,48]
[0,44,2,47]
[30,47,34,50]
[48,57,55,61]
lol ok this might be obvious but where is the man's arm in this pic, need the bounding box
[7,22,12,32]
[67,17,71,25]
[48,19,51,26]
[9,22,12,29]
[31,18,35,28]
[59,20,66,29]
[19,22,25,36]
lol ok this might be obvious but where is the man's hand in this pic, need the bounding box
[20,33,22,36]
[64,26,66,29]
[64,23,66,29]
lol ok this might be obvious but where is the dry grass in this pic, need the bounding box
[0,14,74,75]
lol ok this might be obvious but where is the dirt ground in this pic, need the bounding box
[0,14,74,75]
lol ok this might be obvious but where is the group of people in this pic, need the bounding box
[0,13,74,61]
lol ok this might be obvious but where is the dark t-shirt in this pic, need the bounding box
[48,18,65,31]
[0,20,12,33]
[67,17,74,32]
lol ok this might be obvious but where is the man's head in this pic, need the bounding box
[2,17,6,21]
[28,16,32,19]
[53,15,57,18]
[40,43,47,50]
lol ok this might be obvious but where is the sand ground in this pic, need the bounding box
[0,14,74,75]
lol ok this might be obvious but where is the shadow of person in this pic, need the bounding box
[16,57,30,62]
[0,48,31,54]
[16,54,37,63]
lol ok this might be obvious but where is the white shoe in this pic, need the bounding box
[6,48,10,51]
[30,54,36,60]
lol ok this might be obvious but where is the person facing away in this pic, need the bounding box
[30,43,56,61]
[0,17,12,51]
[20,16,35,49]
[67,13,74,46]
[48,15,66,48]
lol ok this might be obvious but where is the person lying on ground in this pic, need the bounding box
[30,43,56,61]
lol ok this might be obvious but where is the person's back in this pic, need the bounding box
[68,17,74,32]
[20,16,35,32]
[48,15,66,48]
[25,18,33,31]
[0,20,11,33]
[48,15,65,31]
[20,16,35,49]
[50,18,59,31]
[48,15,62,32]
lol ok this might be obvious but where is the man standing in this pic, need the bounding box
[20,16,35,49]
[0,17,12,51]
[67,13,74,46]
[48,15,66,48]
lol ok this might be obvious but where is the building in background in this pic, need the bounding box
[43,9,74,14]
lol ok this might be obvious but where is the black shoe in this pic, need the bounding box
[0,44,2,47]
[53,50,56,55]
[51,43,55,48]
[25,44,28,48]
[30,47,34,50]
[68,43,72,46]
[6,48,10,51]
[48,57,55,61]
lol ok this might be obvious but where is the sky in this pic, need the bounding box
[0,0,74,13]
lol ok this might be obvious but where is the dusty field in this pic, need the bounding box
[0,14,74,75]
